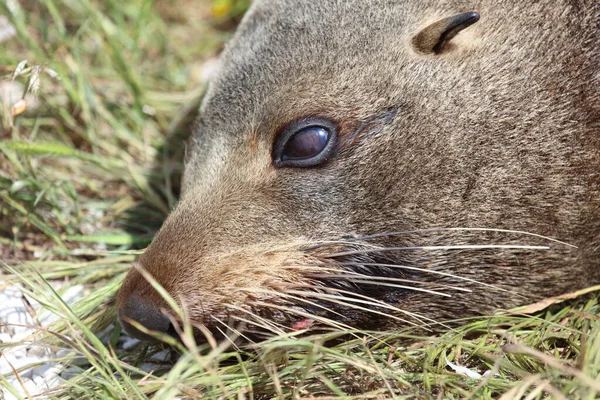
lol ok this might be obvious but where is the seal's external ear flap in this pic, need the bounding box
[412,11,480,55]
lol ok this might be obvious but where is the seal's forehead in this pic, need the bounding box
[198,0,409,135]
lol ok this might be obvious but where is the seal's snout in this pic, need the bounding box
[118,293,173,341]
[116,265,176,342]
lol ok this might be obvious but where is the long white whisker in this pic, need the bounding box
[240,287,351,321]
[283,289,427,328]
[325,244,550,258]
[209,316,249,350]
[329,279,453,297]
[284,283,456,332]
[229,315,283,338]
[282,283,435,326]
[287,262,511,292]
[222,303,287,335]
[307,273,472,293]
[250,300,357,332]
[301,227,575,250]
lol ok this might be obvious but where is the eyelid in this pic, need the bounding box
[273,117,338,168]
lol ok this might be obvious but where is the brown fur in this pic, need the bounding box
[116,0,600,340]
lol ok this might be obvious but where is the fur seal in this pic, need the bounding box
[116,0,599,341]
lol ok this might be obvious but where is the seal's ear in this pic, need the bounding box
[412,11,480,55]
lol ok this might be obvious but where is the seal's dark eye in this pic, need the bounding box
[273,117,337,168]
[282,127,328,160]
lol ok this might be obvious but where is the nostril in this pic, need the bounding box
[118,294,173,342]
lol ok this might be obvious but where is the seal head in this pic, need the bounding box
[116,0,600,341]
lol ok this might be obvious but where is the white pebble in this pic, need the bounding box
[4,309,33,330]
[61,285,84,304]
[0,353,34,375]
[0,333,12,343]
[33,375,45,386]
[27,345,47,358]
[7,345,27,359]
[43,365,62,380]
[0,283,131,395]
[23,378,39,395]
[45,375,61,388]
[3,391,19,400]
[0,15,17,44]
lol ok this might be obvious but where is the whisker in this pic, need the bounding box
[209,316,249,350]
[252,265,480,293]
[284,283,434,324]
[228,315,282,339]
[287,262,510,292]
[282,288,429,328]
[351,228,575,247]
[239,287,351,321]
[306,273,472,293]
[301,227,576,251]
[250,300,357,332]
[222,303,288,336]
[242,285,437,327]
[326,279,453,296]
[325,244,550,258]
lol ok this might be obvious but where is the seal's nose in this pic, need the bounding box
[118,293,172,341]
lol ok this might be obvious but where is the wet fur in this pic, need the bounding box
[117,0,600,338]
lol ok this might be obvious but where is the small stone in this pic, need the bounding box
[43,365,62,380]
[121,337,141,350]
[33,374,45,386]
[8,345,27,359]
[0,333,12,343]
[0,15,16,44]
[97,324,116,344]
[0,353,18,374]
[20,367,34,380]
[55,348,73,359]
[4,309,33,331]
[140,362,162,373]
[44,375,61,388]
[3,389,19,400]
[27,345,47,358]
[150,349,171,362]
[60,366,81,380]
[22,378,38,395]
[70,356,90,366]
[61,285,84,304]
[32,363,52,377]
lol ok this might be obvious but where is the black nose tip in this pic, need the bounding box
[118,294,172,342]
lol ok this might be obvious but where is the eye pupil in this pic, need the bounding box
[273,117,337,168]
[282,127,329,160]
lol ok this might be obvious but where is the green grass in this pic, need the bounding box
[1,1,599,399]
